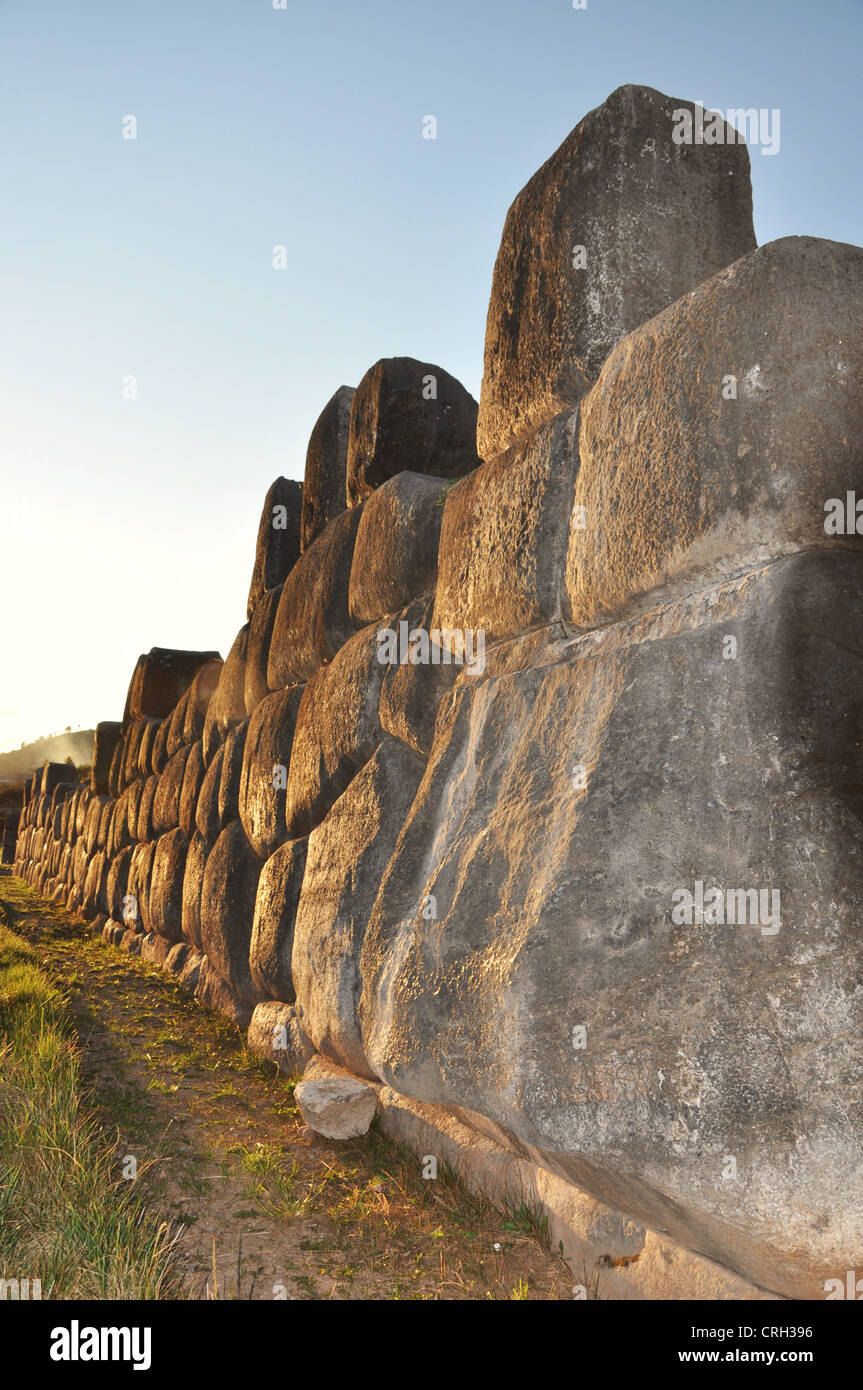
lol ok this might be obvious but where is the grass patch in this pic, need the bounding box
[0,920,181,1299]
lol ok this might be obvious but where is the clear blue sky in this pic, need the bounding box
[1,0,861,750]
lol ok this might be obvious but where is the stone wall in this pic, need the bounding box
[15,85,863,1300]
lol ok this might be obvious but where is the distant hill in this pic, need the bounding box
[0,730,95,783]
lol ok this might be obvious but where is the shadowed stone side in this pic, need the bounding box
[300,385,355,553]
[346,357,479,507]
[246,477,302,620]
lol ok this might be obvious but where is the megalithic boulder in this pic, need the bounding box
[91,722,123,794]
[246,478,302,620]
[300,385,355,553]
[476,84,757,460]
[345,357,479,507]
[123,647,221,725]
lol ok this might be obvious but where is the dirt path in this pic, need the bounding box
[0,869,571,1300]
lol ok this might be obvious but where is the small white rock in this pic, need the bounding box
[294,1076,377,1140]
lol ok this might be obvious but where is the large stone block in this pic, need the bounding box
[218,720,248,827]
[184,658,223,745]
[346,357,479,507]
[106,844,134,922]
[123,647,221,724]
[181,829,208,950]
[127,840,157,934]
[285,622,386,836]
[433,409,579,650]
[294,736,424,1077]
[91,722,123,795]
[71,837,89,891]
[178,740,205,840]
[348,470,447,624]
[246,477,302,620]
[149,828,188,943]
[41,763,71,797]
[239,688,304,859]
[295,1070,377,1140]
[81,849,109,920]
[194,956,254,1027]
[84,796,110,856]
[202,626,249,764]
[267,508,362,688]
[152,745,190,836]
[244,584,282,716]
[195,743,224,845]
[106,788,133,858]
[96,799,113,852]
[565,235,863,628]
[136,775,158,843]
[247,1001,315,1076]
[137,718,160,777]
[151,718,171,775]
[300,386,355,553]
[249,836,308,1001]
[378,594,459,757]
[75,787,92,838]
[120,719,148,790]
[200,820,264,1006]
[166,687,193,759]
[360,551,863,1300]
[477,84,756,459]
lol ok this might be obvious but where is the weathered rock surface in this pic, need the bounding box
[108,740,124,798]
[300,385,355,552]
[121,720,148,789]
[184,658,223,745]
[181,830,208,950]
[178,740,206,840]
[433,409,580,650]
[194,956,254,1028]
[136,775,158,843]
[218,720,248,827]
[91,722,123,794]
[239,688,304,859]
[243,584,282,716]
[41,763,72,797]
[294,736,424,1077]
[361,551,863,1299]
[295,1067,378,1140]
[202,626,250,764]
[200,820,264,1006]
[195,743,225,845]
[346,357,479,507]
[477,84,756,460]
[348,470,447,624]
[166,687,193,759]
[105,844,134,922]
[153,745,190,835]
[247,1000,315,1076]
[246,477,303,620]
[148,827,188,942]
[124,647,221,724]
[285,622,386,836]
[378,594,458,757]
[137,718,160,777]
[268,507,362,688]
[81,849,109,920]
[249,836,308,1000]
[127,841,157,934]
[151,718,171,775]
[565,235,863,628]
